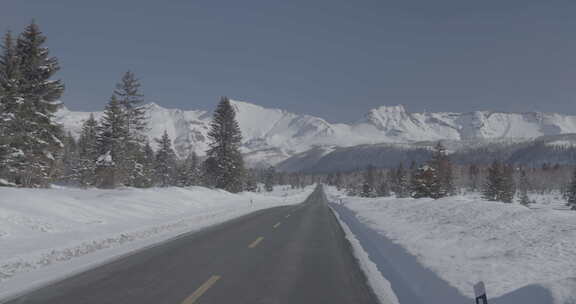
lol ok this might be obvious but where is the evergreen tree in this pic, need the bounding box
[244,169,258,192]
[76,114,99,187]
[61,132,78,183]
[205,97,245,193]
[391,163,410,198]
[468,164,480,192]
[483,161,503,202]
[154,130,177,187]
[566,168,576,210]
[95,96,127,188]
[114,71,146,143]
[0,22,65,187]
[482,161,515,203]
[410,165,438,198]
[429,142,454,198]
[112,71,147,186]
[138,141,156,188]
[361,165,377,197]
[0,31,23,184]
[376,178,391,197]
[500,164,516,203]
[518,169,532,206]
[264,166,275,192]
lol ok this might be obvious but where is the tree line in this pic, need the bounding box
[325,142,576,209]
[0,22,309,192]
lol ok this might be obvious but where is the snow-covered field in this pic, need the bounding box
[0,185,312,300]
[328,188,576,304]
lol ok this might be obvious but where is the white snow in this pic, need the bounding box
[331,207,400,304]
[0,185,313,301]
[327,188,576,304]
[54,100,576,167]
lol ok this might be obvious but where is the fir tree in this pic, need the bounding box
[138,141,156,188]
[61,132,78,183]
[154,130,177,187]
[361,165,377,197]
[114,71,146,143]
[244,169,258,192]
[566,168,576,210]
[112,71,147,186]
[482,161,515,203]
[76,114,99,187]
[429,142,454,198]
[391,163,409,198]
[410,165,438,199]
[0,31,23,184]
[205,97,245,193]
[264,166,275,192]
[518,169,532,206]
[0,22,65,187]
[483,161,503,202]
[95,96,127,188]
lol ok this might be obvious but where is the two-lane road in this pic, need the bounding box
[4,186,380,304]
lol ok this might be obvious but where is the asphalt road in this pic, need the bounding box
[4,186,379,304]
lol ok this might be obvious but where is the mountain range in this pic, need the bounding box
[55,100,576,170]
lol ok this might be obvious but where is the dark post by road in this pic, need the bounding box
[474,281,488,304]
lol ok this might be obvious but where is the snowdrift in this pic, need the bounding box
[328,189,576,304]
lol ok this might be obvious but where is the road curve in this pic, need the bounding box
[4,186,380,304]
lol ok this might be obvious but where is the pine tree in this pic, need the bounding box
[391,163,410,198]
[0,31,23,184]
[205,97,245,193]
[154,130,177,187]
[112,71,147,186]
[566,168,576,210]
[1,22,65,187]
[500,164,516,203]
[410,165,438,198]
[244,169,258,192]
[264,166,275,192]
[361,165,377,197]
[429,142,454,198]
[518,169,532,206]
[482,161,515,203]
[95,96,127,188]
[483,161,502,202]
[61,132,78,183]
[114,71,146,142]
[76,114,99,187]
[468,164,480,192]
[138,141,156,188]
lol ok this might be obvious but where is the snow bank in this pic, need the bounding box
[0,185,312,300]
[327,188,576,304]
[331,208,400,304]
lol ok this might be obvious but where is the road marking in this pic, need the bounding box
[181,275,221,304]
[273,222,281,229]
[285,214,290,218]
[248,236,264,248]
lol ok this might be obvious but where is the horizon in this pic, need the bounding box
[3,1,576,122]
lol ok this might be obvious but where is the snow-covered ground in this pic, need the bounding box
[0,185,312,301]
[327,188,576,304]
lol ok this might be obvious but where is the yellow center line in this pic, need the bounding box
[181,275,221,304]
[273,222,281,229]
[248,236,264,248]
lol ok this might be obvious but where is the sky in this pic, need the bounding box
[2,0,576,122]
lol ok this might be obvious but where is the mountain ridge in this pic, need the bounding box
[55,100,576,167]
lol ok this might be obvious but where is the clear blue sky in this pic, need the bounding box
[3,0,576,122]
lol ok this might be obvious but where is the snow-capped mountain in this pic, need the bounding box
[55,100,576,167]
